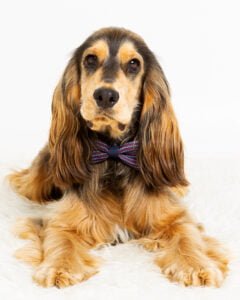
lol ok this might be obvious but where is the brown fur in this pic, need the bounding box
[9,27,228,288]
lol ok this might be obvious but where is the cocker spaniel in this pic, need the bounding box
[9,27,228,288]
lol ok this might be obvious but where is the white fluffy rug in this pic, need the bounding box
[0,157,240,300]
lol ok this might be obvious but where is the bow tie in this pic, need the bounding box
[92,140,139,169]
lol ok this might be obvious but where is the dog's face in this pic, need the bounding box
[80,40,144,137]
[79,32,146,138]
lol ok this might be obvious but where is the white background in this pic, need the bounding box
[0,0,240,165]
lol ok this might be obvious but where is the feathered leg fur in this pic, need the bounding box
[123,181,229,287]
[9,146,62,204]
[13,192,121,288]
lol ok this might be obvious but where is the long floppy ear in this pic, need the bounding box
[49,57,91,187]
[138,64,188,189]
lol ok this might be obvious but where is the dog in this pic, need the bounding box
[9,27,228,288]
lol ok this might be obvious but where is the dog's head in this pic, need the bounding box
[49,28,188,188]
[79,31,146,138]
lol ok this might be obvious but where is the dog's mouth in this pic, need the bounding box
[86,116,126,130]
[85,114,127,138]
[80,103,128,138]
[98,109,114,120]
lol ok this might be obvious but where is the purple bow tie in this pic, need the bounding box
[92,140,139,169]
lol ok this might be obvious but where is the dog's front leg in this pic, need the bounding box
[124,182,228,287]
[16,192,120,288]
[33,227,99,288]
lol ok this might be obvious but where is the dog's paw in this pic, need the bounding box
[33,264,98,288]
[156,255,224,287]
[164,264,224,287]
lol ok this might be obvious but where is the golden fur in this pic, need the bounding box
[9,27,228,288]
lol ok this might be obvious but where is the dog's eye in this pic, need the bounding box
[84,54,98,69]
[127,59,140,74]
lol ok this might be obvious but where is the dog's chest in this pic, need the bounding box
[111,225,133,244]
[100,161,133,197]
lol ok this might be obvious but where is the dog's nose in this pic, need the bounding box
[93,88,119,109]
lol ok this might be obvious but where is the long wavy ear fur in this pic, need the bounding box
[138,63,188,189]
[49,57,91,187]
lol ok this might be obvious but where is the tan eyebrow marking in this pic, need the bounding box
[117,41,143,66]
[83,39,109,63]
